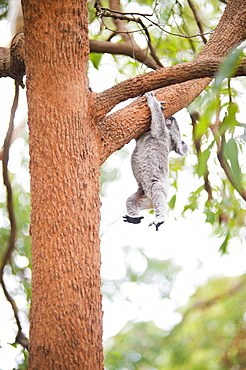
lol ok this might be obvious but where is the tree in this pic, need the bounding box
[0,0,246,368]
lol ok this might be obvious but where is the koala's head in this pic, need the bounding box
[166,117,188,156]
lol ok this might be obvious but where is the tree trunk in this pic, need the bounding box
[17,0,246,368]
[21,1,103,368]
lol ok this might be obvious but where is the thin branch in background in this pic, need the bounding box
[0,80,29,349]
[171,0,196,53]
[95,1,163,68]
[227,78,232,104]
[217,134,246,201]
[191,111,213,200]
[95,3,212,39]
[187,0,207,44]
[97,0,200,67]
[134,17,164,68]
[210,90,246,202]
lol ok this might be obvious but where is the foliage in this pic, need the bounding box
[0,0,8,20]
[104,275,246,370]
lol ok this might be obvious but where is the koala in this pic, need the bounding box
[123,91,188,231]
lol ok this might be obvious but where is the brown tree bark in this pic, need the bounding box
[21,1,103,368]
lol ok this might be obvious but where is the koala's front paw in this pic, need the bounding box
[148,220,164,231]
[123,215,144,224]
[160,101,166,110]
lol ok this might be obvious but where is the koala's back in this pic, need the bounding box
[131,131,170,196]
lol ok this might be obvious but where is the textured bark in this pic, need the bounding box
[22,1,103,368]
[96,0,246,162]
[93,57,246,125]
[0,33,25,83]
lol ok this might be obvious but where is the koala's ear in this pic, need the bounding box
[177,141,188,156]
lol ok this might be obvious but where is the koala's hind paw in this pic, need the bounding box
[123,215,144,224]
[148,220,164,231]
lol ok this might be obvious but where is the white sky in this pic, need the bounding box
[0,9,246,369]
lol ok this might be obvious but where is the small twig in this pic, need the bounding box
[0,80,29,349]
[191,111,213,200]
[95,1,163,68]
[96,4,213,40]
[95,0,157,18]
[227,78,232,104]
[136,17,164,68]
[217,134,246,201]
[1,278,29,349]
[187,0,207,44]
[210,92,246,202]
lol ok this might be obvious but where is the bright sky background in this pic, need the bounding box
[0,6,246,369]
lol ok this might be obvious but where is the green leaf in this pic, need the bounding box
[168,194,176,210]
[224,137,242,189]
[219,232,230,254]
[214,46,244,91]
[219,103,239,135]
[197,141,215,177]
[194,99,218,139]
[183,186,204,213]
[90,53,103,70]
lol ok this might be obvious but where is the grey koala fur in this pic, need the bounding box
[123,91,188,231]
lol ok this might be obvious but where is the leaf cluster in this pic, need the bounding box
[104,275,246,370]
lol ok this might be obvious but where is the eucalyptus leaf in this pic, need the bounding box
[219,232,230,254]
[223,137,242,189]
[197,141,215,177]
[214,46,244,91]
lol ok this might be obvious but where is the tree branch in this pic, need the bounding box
[191,111,213,200]
[95,0,246,161]
[217,135,246,201]
[0,32,25,86]
[94,57,246,123]
[187,0,207,44]
[94,0,163,69]
[89,39,158,70]
[0,81,29,349]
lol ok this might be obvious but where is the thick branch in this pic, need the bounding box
[95,0,246,119]
[89,39,158,70]
[98,77,212,164]
[94,57,246,124]
[96,0,246,162]
[0,33,25,85]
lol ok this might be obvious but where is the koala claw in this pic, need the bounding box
[148,221,164,231]
[123,215,144,224]
[160,101,166,110]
